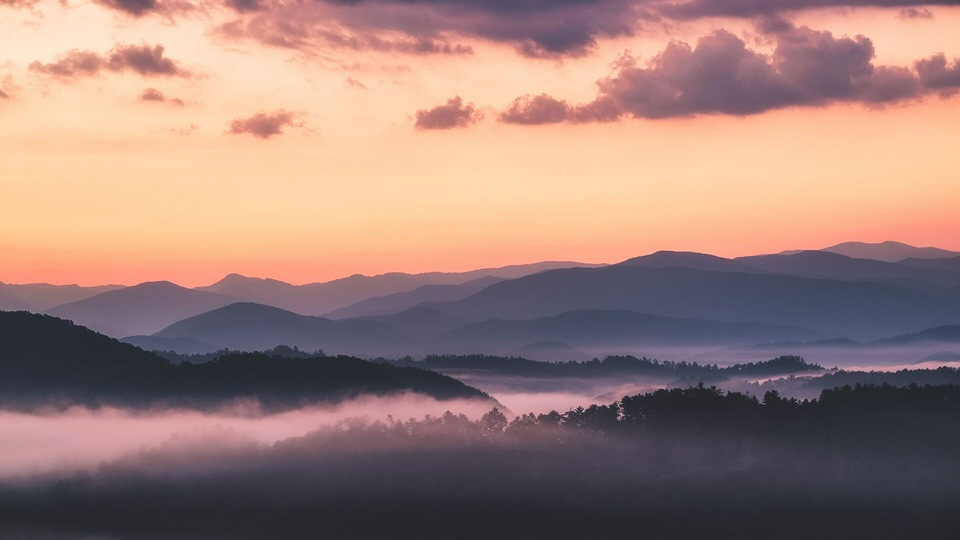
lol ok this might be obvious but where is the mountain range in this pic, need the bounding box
[3,241,959,356]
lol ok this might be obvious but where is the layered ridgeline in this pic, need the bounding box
[0,311,491,411]
[13,243,960,355]
[126,302,825,357]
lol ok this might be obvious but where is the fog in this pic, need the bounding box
[0,393,496,478]
[3,398,958,540]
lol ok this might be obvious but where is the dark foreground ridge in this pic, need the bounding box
[0,311,491,410]
[2,383,959,539]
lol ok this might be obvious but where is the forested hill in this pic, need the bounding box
[0,311,491,410]
[386,354,823,379]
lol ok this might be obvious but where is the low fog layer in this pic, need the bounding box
[0,394,496,477]
[2,384,959,539]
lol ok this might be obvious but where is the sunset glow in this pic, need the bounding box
[2,2,959,286]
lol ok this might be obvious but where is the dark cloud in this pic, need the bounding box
[217,14,474,57]
[499,94,571,125]
[661,0,956,20]
[217,0,641,58]
[915,53,960,96]
[228,109,302,138]
[499,24,958,124]
[897,7,934,19]
[140,87,185,105]
[226,0,263,12]
[215,1,959,58]
[30,44,190,81]
[91,0,195,17]
[414,96,481,130]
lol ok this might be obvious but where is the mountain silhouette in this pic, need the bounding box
[896,255,960,273]
[46,281,235,337]
[443,309,821,349]
[0,282,124,312]
[735,251,960,290]
[196,261,601,316]
[422,266,960,340]
[617,251,762,273]
[326,276,504,319]
[871,325,960,346]
[0,289,31,311]
[154,302,408,354]
[815,241,959,262]
[0,310,490,410]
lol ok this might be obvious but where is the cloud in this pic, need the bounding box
[915,53,960,97]
[499,24,958,124]
[0,0,40,8]
[214,0,960,59]
[499,94,571,125]
[226,0,263,12]
[414,96,481,130]
[30,44,191,81]
[661,0,956,20]
[140,87,184,105]
[228,109,303,139]
[91,0,195,17]
[0,89,8,99]
[897,7,934,19]
[216,0,641,58]
[345,76,367,89]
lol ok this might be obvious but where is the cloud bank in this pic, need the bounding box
[495,24,959,124]
[30,44,191,81]
[212,0,955,59]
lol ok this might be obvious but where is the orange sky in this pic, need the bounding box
[1,2,958,287]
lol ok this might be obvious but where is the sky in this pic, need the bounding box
[1,0,959,287]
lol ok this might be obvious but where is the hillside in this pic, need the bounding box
[0,311,490,410]
[442,309,821,349]
[326,276,503,319]
[736,251,960,289]
[154,302,409,354]
[46,281,235,337]
[819,241,959,262]
[196,261,600,316]
[423,266,960,340]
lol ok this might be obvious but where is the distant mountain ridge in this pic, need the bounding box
[421,265,960,340]
[782,241,959,262]
[195,261,603,316]
[46,281,236,337]
[0,282,123,311]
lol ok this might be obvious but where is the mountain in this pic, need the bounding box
[818,241,959,262]
[872,325,960,346]
[0,311,490,410]
[153,302,408,354]
[896,256,960,272]
[423,266,960,340]
[121,335,222,355]
[617,251,761,273]
[0,290,31,311]
[735,251,960,290]
[196,261,601,316]
[326,276,504,319]
[443,309,822,350]
[46,281,235,338]
[0,282,124,311]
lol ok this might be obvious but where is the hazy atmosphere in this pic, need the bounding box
[3,1,960,538]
